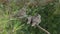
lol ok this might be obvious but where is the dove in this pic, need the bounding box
[27,14,41,26]
[27,14,50,34]
[31,14,41,26]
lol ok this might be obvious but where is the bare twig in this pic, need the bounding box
[27,14,50,34]
[37,25,50,34]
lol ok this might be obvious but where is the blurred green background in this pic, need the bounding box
[0,0,60,34]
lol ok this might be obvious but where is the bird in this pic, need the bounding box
[31,14,41,26]
[27,14,41,26]
[27,14,50,34]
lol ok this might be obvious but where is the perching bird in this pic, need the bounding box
[27,14,41,26]
[31,14,41,26]
[27,14,50,34]
[32,14,41,26]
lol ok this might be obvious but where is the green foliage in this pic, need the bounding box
[0,0,60,34]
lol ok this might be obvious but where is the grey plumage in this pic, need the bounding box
[27,14,50,34]
[27,14,41,26]
[31,14,41,26]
